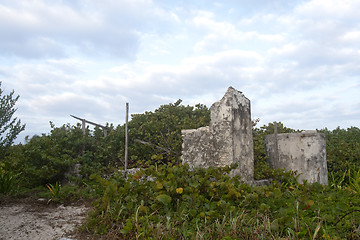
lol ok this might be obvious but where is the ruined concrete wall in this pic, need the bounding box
[181,87,254,182]
[181,127,214,168]
[265,130,328,185]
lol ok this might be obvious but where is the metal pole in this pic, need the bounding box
[125,102,129,171]
[82,120,86,153]
[82,120,86,136]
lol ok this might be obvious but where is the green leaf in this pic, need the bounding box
[273,188,282,198]
[156,194,172,206]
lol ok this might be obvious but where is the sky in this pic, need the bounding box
[1,0,359,142]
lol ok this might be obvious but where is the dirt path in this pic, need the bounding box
[0,199,90,240]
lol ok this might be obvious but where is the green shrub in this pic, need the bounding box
[128,100,210,166]
[323,127,360,179]
[0,167,18,194]
[83,164,360,239]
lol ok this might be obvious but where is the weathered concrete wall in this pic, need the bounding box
[181,87,254,182]
[265,130,328,185]
[181,127,214,168]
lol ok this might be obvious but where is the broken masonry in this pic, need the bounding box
[181,87,328,185]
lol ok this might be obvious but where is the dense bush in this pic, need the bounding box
[1,123,84,187]
[128,100,210,166]
[84,164,360,239]
[322,127,360,175]
[1,100,359,190]
[0,100,210,189]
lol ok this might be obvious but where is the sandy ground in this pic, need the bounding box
[0,199,90,240]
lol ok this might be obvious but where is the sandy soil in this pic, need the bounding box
[0,198,90,240]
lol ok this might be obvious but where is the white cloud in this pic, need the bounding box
[0,0,180,60]
[340,31,360,42]
[295,0,360,20]
[1,0,360,142]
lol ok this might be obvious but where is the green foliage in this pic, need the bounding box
[0,167,19,194]
[128,100,210,166]
[329,170,346,190]
[46,182,62,198]
[84,164,360,239]
[322,127,360,176]
[0,100,210,190]
[348,168,360,193]
[41,182,91,203]
[0,82,25,155]
[15,124,79,187]
[329,168,360,194]
[1,121,124,188]
[0,95,359,238]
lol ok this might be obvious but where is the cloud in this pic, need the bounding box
[190,10,285,53]
[1,0,360,143]
[4,48,265,133]
[0,0,180,60]
[340,31,360,43]
[106,49,265,100]
[295,0,360,20]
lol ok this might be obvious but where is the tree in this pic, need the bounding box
[128,100,210,166]
[0,82,25,152]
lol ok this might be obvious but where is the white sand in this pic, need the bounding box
[0,201,89,240]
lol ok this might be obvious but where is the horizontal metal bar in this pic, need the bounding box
[70,115,110,129]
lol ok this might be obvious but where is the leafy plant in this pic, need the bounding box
[348,168,360,193]
[323,127,360,178]
[128,100,210,166]
[329,168,360,193]
[0,167,18,194]
[82,164,360,239]
[46,182,62,200]
[329,170,346,189]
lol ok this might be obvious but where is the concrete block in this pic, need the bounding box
[265,131,328,184]
[182,87,254,182]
